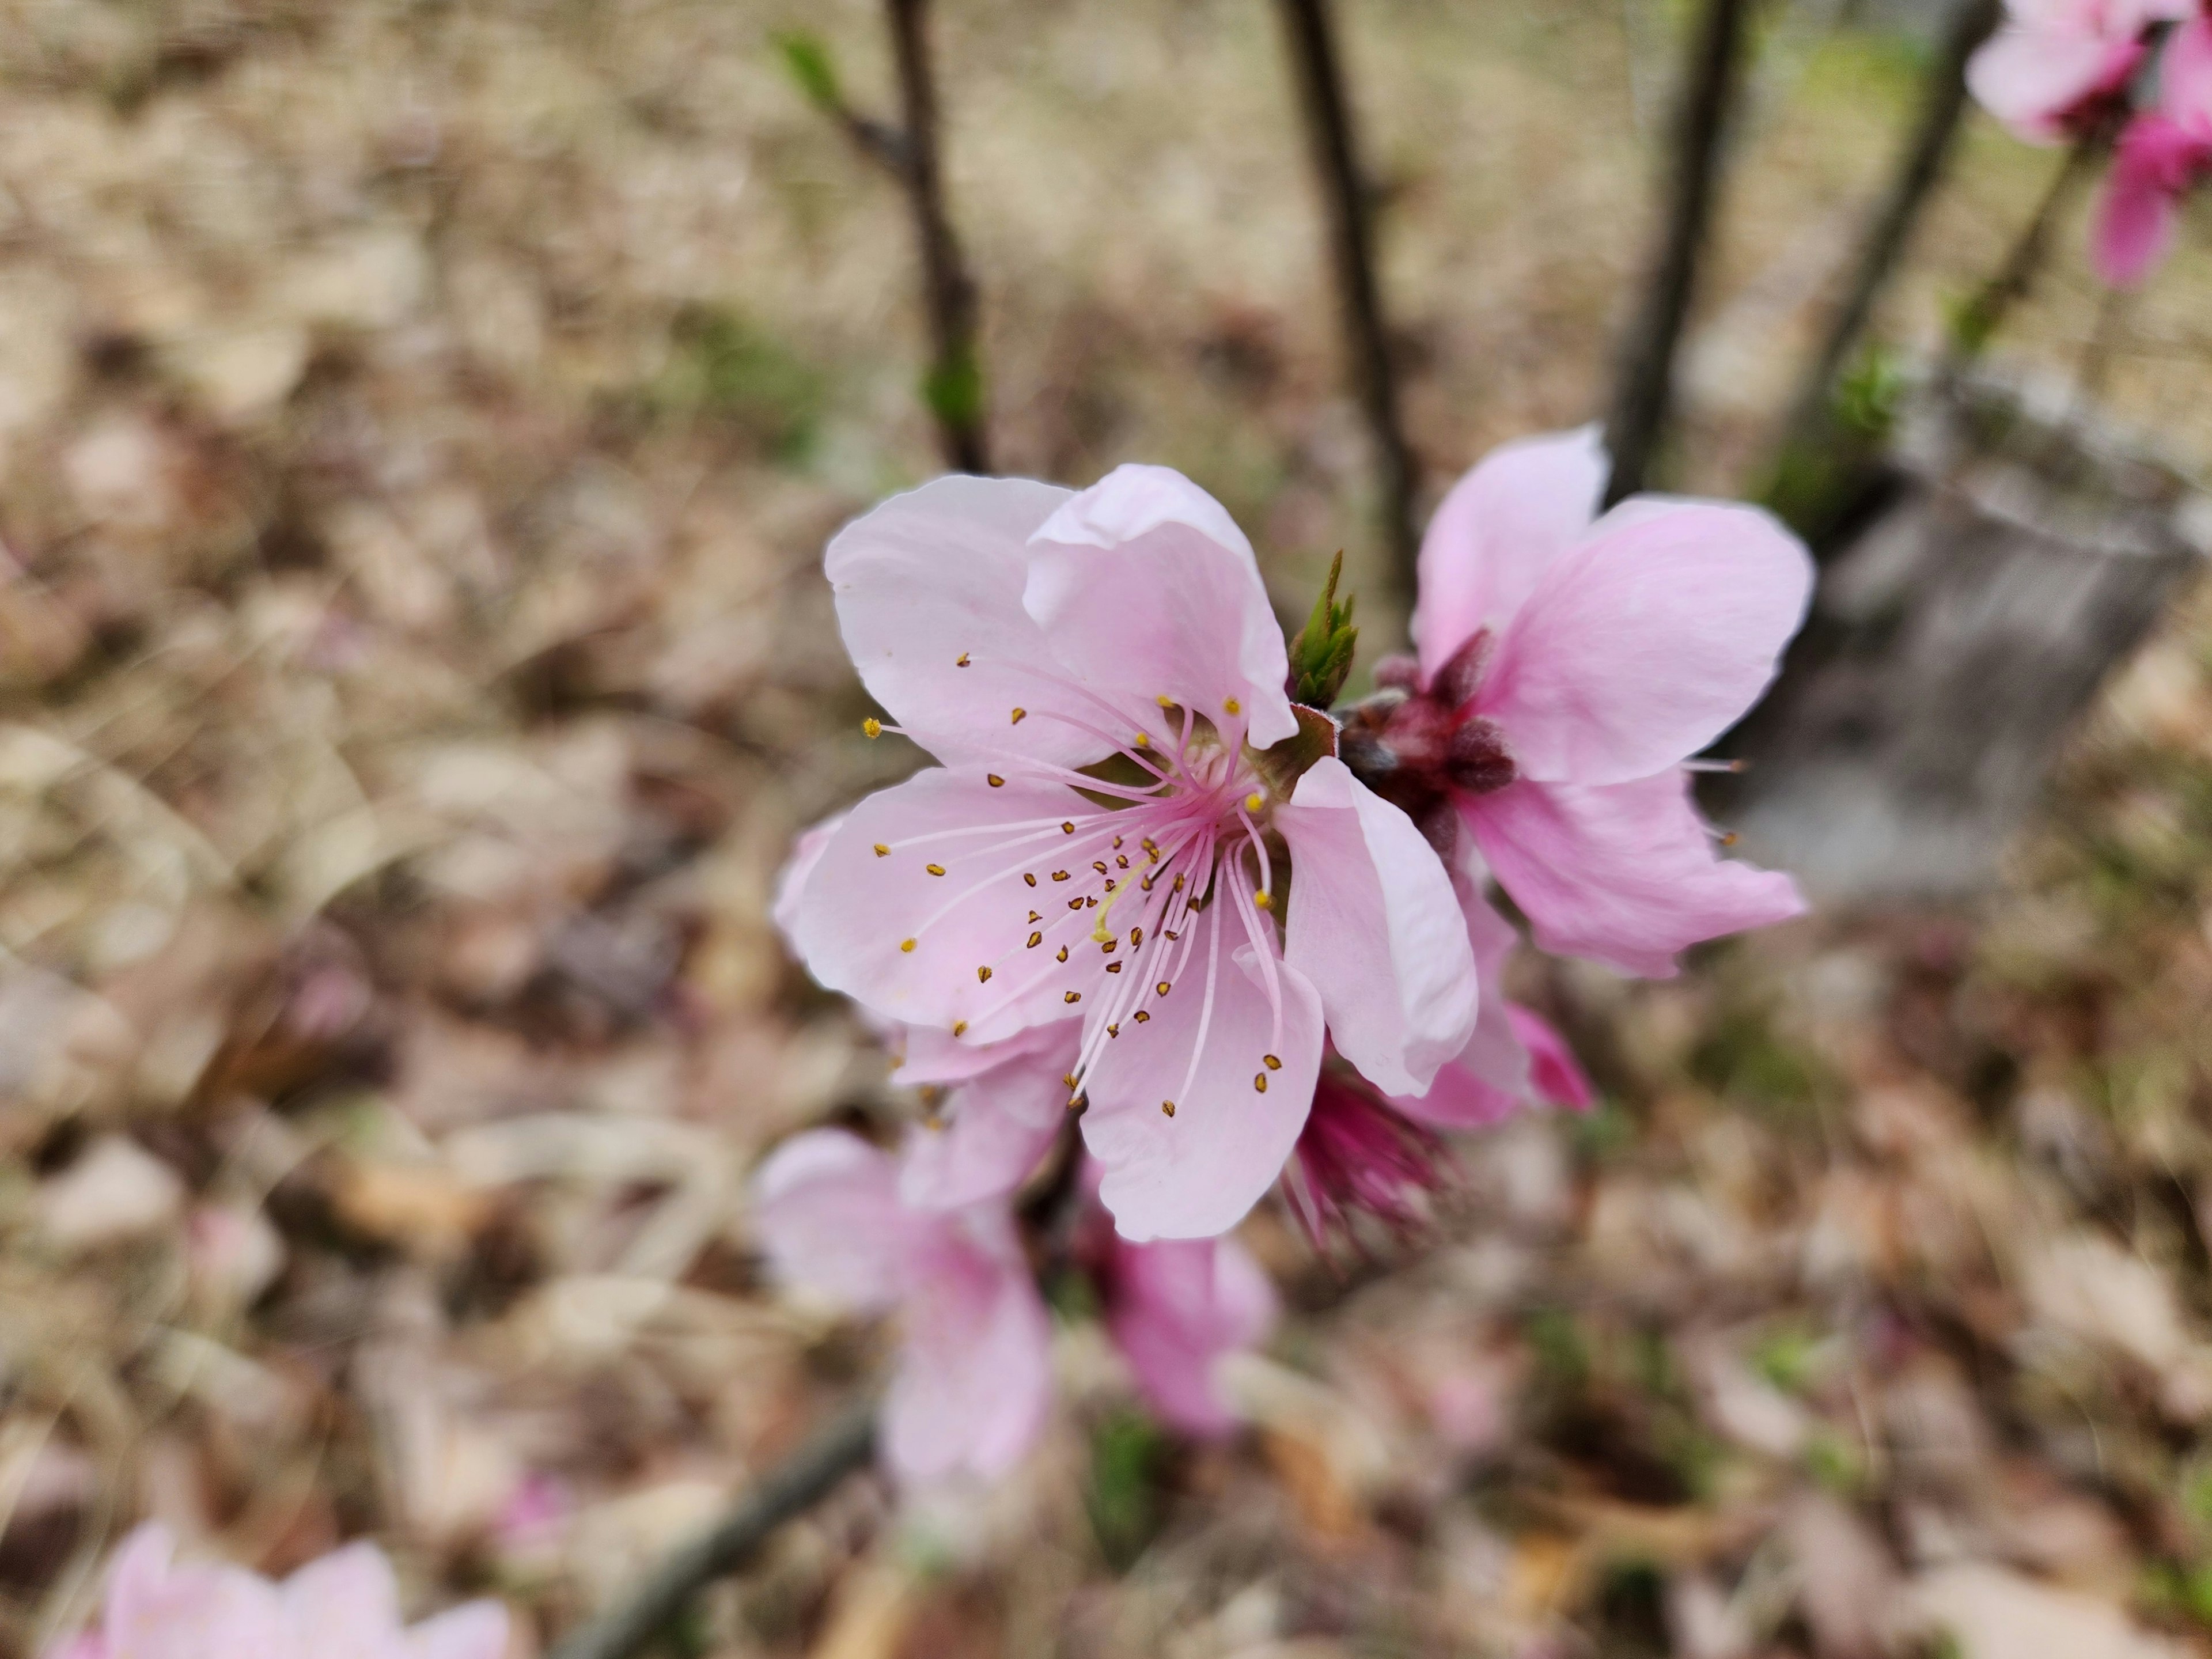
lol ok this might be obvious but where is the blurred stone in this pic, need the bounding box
[1900,1562,2187,1659]
[38,1134,184,1252]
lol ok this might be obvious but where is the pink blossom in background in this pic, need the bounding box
[785,467,1476,1242]
[751,1130,1054,1485]
[1967,0,2191,142]
[47,1524,507,1659]
[1285,1067,1456,1247]
[1353,426,1809,979]
[2092,13,2212,283]
[1096,1221,1276,1435]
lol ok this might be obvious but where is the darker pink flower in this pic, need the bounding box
[751,1130,1054,1485]
[1096,1226,1276,1436]
[1349,427,1810,980]
[2091,14,2212,284]
[47,1524,507,1659]
[1967,0,2191,142]
[785,468,1477,1241]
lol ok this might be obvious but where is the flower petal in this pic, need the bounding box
[1024,465,1298,750]
[1080,904,1322,1241]
[881,1214,1054,1484]
[787,767,1096,1043]
[1479,501,1812,785]
[2092,115,2205,287]
[899,1025,1077,1209]
[1107,1235,1275,1437]
[407,1604,511,1659]
[1968,22,2125,141]
[1509,1004,1594,1111]
[826,475,1101,769]
[2160,13,2212,124]
[102,1531,289,1659]
[1412,426,1607,680]
[771,812,846,951]
[1466,772,1805,978]
[281,1544,404,1659]
[751,1130,922,1314]
[1277,757,1478,1098]
[1388,867,1529,1130]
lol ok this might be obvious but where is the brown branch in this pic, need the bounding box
[546,1398,877,1659]
[1765,0,2000,471]
[1275,0,1420,612]
[884,0,990,474]
[1944,131,2103,372]
[1601,0,1759,507]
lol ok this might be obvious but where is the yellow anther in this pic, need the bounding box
[1028,910,1041,922]
[987,774,1005,787]
[926,863,946,876]
[1130,926,1144,945]
[976,965,993,983]
[1173,872,1185,892]
[1116,854,1129,868]
[1106,961,1123,974]
[1100,937,1117,952]
[1224,697,1241,715]
[1244,792,1263,813]
[1134,1010,1150,1024]
[1253,890,1272,910]
[873,843,890,857]
[1065,990,1082,1004]
[1156,980,1171,995]
[1092,861,1108,874]
[1027,931,1043,948]
[1263,1053,1282,1069]
[1253,1073,1268,1093]
[1066,1092,1087,1112]
[953,1020,968,1036]
[1107,1022,1120,1036]
[1024,872,1037,887]
[1134,733,1150,748]
[863,718,882,738]
[1068,898,1085,911]
[1156,694,1174,708]
[1053,870,1071,881]
[1010,707,1027,724]
[1056,946,1069,961]
[900,938,917,952]
[1161,1100,1176,1118]
[1061,821,1076,834]
[956,652,971,666]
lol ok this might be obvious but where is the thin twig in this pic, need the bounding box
[1601,0,1758,506]
[547,1399,878,1659]
[885,0,990,474]
[1766,0,2000,469]
[1943,132,2103,374]
[1275,0,1420,611]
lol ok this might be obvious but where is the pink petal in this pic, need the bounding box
[786,767,1094,1043]
[825,475,1101,770]
[894,1017,1070,1089]
[280,1544,404,1659]
[406,1604,510,1659]
[1447,858,1532,1101]
[1107,1235,1275,1436]
[1411,426,1607,680]
[46,1638,107,1659]
[105,1555,289,1659]
[751,1131,922,1313]
[2160,13,2212,126]
[1465,773,1805,978]
[1478,501,1812,786]
[1968,22,2130,141]
[1506,1004,1594,1111]
[881,1213,1054,1484]
[1024,465,1298,751]
[771,812,846,951]
[1080,904,1323,1241]
[898,1025,1077,1209]
[1276,758,1478,1098]
[2092,116,2202,286]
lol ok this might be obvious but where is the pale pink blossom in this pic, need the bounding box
[786,468,1476,1241]
[1967,0,2191,142]
[47,1524,507,1659]
[2092,14,2212,283]
[1351,427,1809,980]
[778,814,1076,1210]
[752,1130,1054,1484]
[1096,1224,1275,1436]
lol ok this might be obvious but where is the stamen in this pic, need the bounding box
[1027,931,1043,948]
[1134,1011,1150,1023]
[1025,873,1037,887]
[1224,698,1241,715]
[952,1020,967,1036]
[1161,1100,1176,1117]
[1065,991,1082,1003]
[976,966,993,983]
[1683,757,1747,774]
[1264,1054,1282,1069]
[873,843,889,857]
[863,718,882,738]
[1106,962,1123,974]
[1010,707,1027,724]
[1156,695,1174,708]
[1053,870,1071,881]
[901,938,916,952]
[1253,890,1272,910]
[1057,946,1070,961]
[1134,733,1150,748]
[926,863,946,877]
[987,774,1005,787]
[1254,1073,1267,1093]
[956,653,971,666]
[1156,980,1171,995]
[1245,792,1263,813]
[1062,821,1077,834]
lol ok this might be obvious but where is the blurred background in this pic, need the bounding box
[5,0,2212,1654]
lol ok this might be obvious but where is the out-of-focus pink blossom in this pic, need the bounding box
[1967,0,2191,142]
[2091,14,2212,283]
[1096,1225,1275,1436]
[1285,1069,1453,1248]
[751,1130,1054,1486]
[783,468,1476,1241]
[46,1524,508,1659]
[1353,427,1809,979]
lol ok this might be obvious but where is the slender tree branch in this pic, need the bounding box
[546,1399,878,1659]
[884,0,990,474]
[1275,0,1420,612]
[1601,0,1758,506]
[1765,0,1999,470]
[1944,131,2102,372]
